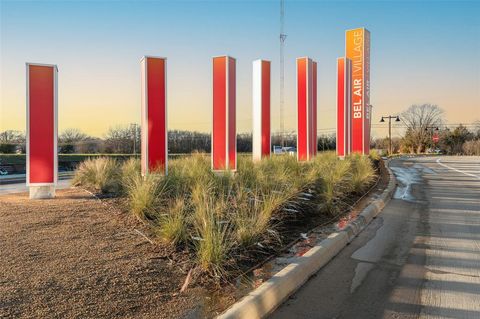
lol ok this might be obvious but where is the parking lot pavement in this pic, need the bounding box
[270,156,480,319]
[0,179,72,196]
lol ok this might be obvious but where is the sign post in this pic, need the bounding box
[296,57,317,161]
[141,56,168,176]
[212,56,236,171]
[26,63,58,199]
[252,59,271,161]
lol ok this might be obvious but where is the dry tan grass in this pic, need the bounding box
[73,152,376,277]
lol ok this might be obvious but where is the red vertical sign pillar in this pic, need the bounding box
[141,56,168,176]
[336,57,352,157]
[297,57,317,161]
[346,28,371,155]
[252,59,271,161]
[212,56,236,171]
[364,31,371,154]
[312,61,318,156]
[26,63,58,199]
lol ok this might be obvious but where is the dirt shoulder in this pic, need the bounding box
[0,188,201,319]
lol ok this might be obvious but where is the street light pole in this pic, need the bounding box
[380,115,400,156]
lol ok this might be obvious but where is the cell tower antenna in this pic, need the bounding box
[280,0,286,147]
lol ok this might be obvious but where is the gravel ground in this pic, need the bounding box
[0,162,387,319]
[0,188,202,319]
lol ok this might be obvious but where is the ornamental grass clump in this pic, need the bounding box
[192,197,234,277]
[120,158,141,191]
[348,154,376,193]
[72,157,120,193]
[255,155,306,192]
[156,198,188,245]
[310,153,352,212]
[369,149,382,161]
[165,152,214,196]
[232,157,308,247]
[231,188,283,247]
[126,174,166,221]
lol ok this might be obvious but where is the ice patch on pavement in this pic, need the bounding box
[390,166,422,202]
[413,163,437,175]
[350,262,374,293]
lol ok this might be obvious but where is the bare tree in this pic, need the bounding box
[59,128,88,143]
[58,128,91,153]
[400,104,444,153]
[0,130,25,144]
[473,120,480,139]
[104,125,137,154]
[0,130,25,153]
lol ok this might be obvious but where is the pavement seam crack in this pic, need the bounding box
[425,267,480,278]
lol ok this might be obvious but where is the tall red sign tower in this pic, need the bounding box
[212,56,236,171]
[26,63,58,199]
[346,28,371,155]
[141,56,168,175]
[297,57,317,161]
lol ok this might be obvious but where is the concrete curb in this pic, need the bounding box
[217,161,397,319]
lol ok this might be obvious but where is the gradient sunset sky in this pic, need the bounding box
[1,0,479,139]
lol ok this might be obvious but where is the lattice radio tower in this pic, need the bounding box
[280,0,287,147]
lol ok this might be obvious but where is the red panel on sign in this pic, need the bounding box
[228,57,236,170]
[261,61,271,157]
[312,61,317,156]
[297,58,307,161]
[213,57,227,170]
[212,56,236,171]
[28,65,55,184]
[337,58,345,156]
[146,57,167,173]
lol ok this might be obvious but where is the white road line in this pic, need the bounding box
[436,158,480,179]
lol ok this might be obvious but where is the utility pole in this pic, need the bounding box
[380,115,400,155]
[131,123,137,155]
[280,0,286,147]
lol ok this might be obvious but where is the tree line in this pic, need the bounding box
[0,126,336,154]
[371,104,480,155]
[2,104,478,156]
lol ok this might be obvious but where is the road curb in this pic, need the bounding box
[217,160,397,319]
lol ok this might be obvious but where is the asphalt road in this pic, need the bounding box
[270,156,480,319]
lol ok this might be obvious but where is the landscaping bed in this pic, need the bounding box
[71,152,382,317]
[0,152,385,318]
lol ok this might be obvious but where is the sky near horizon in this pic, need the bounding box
[1,0,479,139]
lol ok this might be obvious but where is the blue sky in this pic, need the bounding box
[1,0,479,138]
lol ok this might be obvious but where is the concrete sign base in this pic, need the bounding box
[29,185,55,199]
